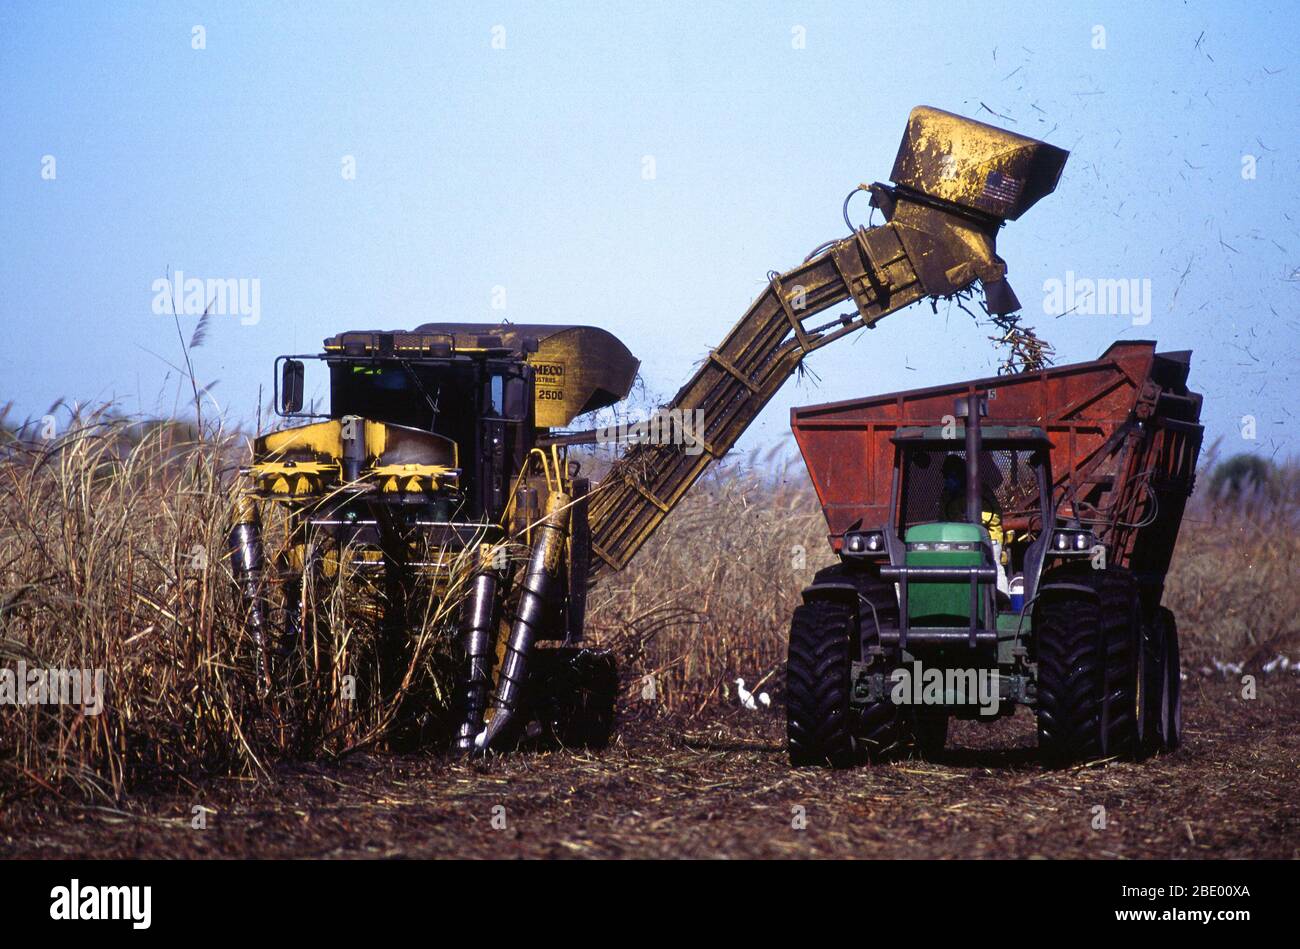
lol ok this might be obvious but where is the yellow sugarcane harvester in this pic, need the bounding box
[229,107,1068,753]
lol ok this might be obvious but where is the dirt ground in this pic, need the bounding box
[3,676,1297,860]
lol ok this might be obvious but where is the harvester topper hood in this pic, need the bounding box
[411,322,640,428]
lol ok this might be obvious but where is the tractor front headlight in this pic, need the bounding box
[843,530,886,557]
[1051,528,1095,555]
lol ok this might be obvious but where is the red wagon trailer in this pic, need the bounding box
[784,342,1204,768]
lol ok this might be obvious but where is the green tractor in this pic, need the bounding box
[786,343,1203,766]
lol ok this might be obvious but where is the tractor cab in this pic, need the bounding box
[887,424,1055,606]
[837,396,1059,655]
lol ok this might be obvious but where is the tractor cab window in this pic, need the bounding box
[331,363,446,430]
[898,446,1047,577]
[900,447,1044,530]
[904,444,1045,577]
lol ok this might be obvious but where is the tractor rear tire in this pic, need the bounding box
[787,596,859,768]
[1035,566,1141,766]
[1156,607,1182,751]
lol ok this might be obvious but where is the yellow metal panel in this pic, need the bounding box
[257,419,342,456]
[891,106,1069,221]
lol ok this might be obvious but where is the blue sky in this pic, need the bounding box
[1,2,1296,463]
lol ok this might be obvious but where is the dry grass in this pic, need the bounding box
[586,451,833,715]
[0,411,257,797]
[1,407,1296,805]
[0,410,468,801]
[1164,491,1300,666]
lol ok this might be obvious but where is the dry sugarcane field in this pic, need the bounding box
[0,428,1296,860]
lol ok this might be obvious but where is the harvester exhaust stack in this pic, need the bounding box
[453,562,500,754]
[228,495,270,696]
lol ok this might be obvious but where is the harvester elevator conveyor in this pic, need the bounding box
[586,105,1069,578]
[587,223,926,576]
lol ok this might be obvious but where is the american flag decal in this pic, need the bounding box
[982,170,1024,206]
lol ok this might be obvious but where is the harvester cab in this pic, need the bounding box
[230,104,1071,758]
[789,343,1204,768]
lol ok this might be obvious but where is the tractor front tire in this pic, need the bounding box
[841,568,908,760]
[787,596,858,768]
[1035,566,1141,766]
